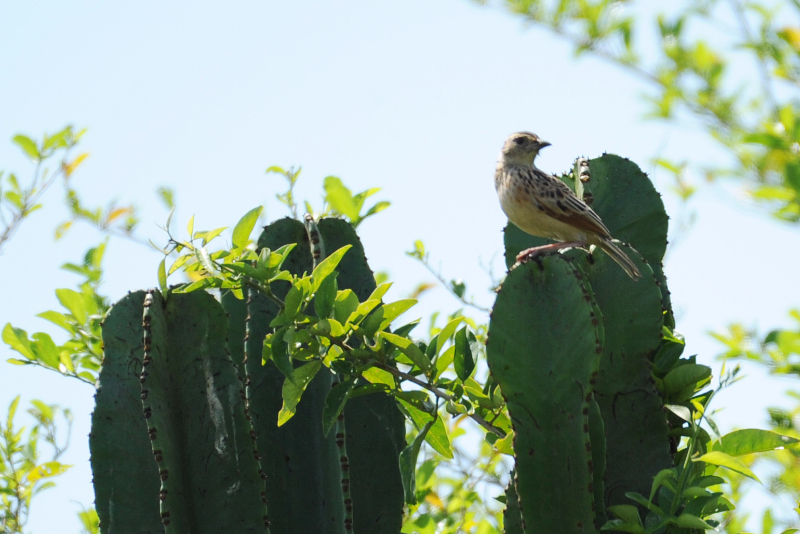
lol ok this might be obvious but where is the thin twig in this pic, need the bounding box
[728,0,779,117]
[413,255,491,314]
[0,152,70,253]
[374,361,506,438]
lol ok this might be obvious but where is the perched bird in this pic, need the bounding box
[494,131,641,280]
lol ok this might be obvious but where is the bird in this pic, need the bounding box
[494,131,641,280]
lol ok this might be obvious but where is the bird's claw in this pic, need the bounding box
[514,242,587,266]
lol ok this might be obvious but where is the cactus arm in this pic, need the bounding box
[487,255,602,534]
[91,290,164,534]
[502,471,524,534]
[317,218,406,534]
[141,289,267,533]
[583,246,673,508]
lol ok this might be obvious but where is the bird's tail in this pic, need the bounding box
[598,239,641,281]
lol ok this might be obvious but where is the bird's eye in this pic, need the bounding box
[513,137,526,145]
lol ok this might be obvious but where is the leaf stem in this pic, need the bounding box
[374,361,506,438]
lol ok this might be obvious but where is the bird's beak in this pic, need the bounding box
[538,140,551,149]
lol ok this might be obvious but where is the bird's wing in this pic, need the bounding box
[531,168,612,238]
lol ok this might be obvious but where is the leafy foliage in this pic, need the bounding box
[713,311,800,531]
[0,397,73,534]
[3,241,110,384]
[485,0,800,221]
[1,126,86,252]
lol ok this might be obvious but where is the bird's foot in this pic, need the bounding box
[514,242,587,266]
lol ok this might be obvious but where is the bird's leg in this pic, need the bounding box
[515,241,587,265]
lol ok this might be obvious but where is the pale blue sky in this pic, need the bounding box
[1,1,799,532]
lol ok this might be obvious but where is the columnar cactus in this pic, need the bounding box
[90,217,404,534]
[489,154,675,532]
[90,154,720,534]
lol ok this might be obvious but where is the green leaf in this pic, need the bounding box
[43,126,70,150]
[168,253,193,275]
[31,332,60,368]
[399,420,433,505]
[334,289,360,324]
[346,299,382,326]
[436,317,464,355]
[364,201,390,217]
[3,324,35,359]
[362,367,395,387]
[663,364,711,395]
[196,247,216,274]
[665,404,692,422]
[314,273,337,319]
[321,377,357,437]
[600,519,644,533]
[694,451,761,482]
[693,475,725,488]
[157,258,167,293]
[606,505,643,528]
[7,395,20,424]
[311,245,352,292]
[278,361,322,426]
[396,392,433,414]
[323,176,359,220]
[232,206,263,249]
[368,282,393,302]
[56,288,88,324]
[681,486,710,498]
[187,214,195,237]
[424,416,453,459]
[710,429,800,456]
[26,461,72,482]
[12,134,40,159]
[649,468,677,501]
[362,299,417,337]
[381,332,431,371]
[201,226,228,245]
[271,284,305,327]
[435,345,455,379]
[269,327,294,382]
[675,514,712,530]
[624,492,664,514]
[157,186,174,209]
[453,326,475,381]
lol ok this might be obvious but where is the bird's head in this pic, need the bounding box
[500,132,551,165]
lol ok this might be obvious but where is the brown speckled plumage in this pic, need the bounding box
[495,132,641,280]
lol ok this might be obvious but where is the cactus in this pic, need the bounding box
[489,154,675,531]
[91,288,267,533]
[223,216,405,534]
[140,289,267,532]
[90,154,695,533]
[91,290,162,534]
[91,217,404,534]
[487,255,603,534]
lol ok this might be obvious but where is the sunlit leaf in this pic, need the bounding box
[710,429,799,456]
[158,258,167,293]
[399,420,433,505]
[64,153,89,176]
[26,461,72,482]
[232,206,263,249]
[278,361,322,426]
[321,377,357,437]
[323,176,359,220]
[381,332,431,371]
[12,134,40,159]
[694,451,760,482]
[311,245,352,292]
